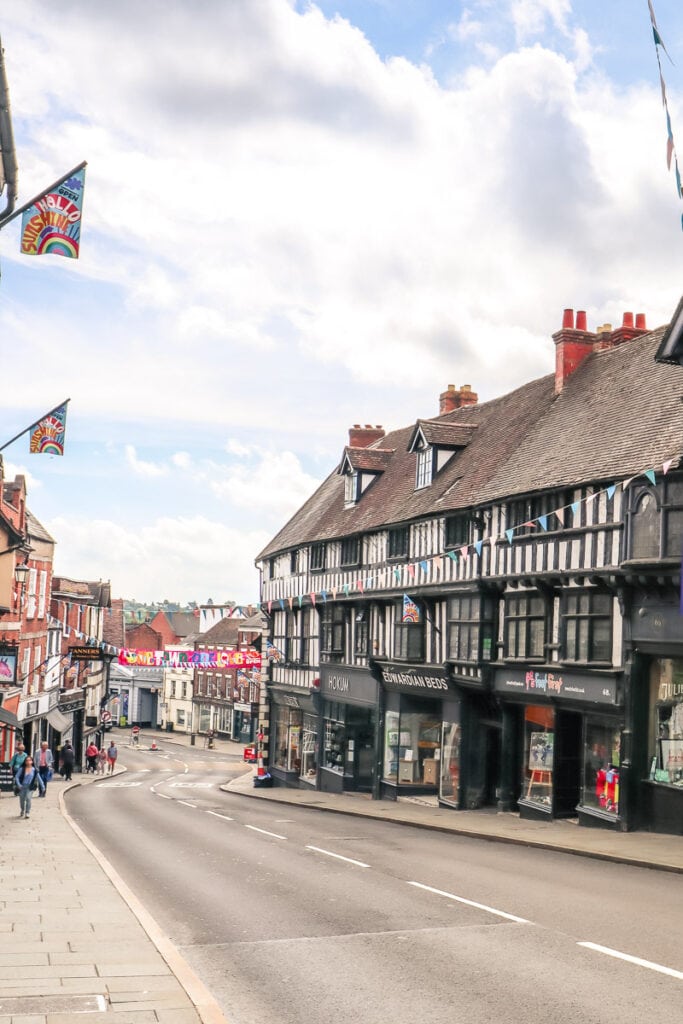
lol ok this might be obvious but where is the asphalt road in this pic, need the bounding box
[65,741,683,1024]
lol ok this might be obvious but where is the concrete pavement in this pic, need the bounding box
[0,760,229,1024]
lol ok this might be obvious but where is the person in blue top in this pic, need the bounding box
[15,755,45,819]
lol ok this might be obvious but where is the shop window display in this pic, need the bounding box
[383,710,441,785]
[324,717,345,772]
[649,658,683,786]
[582,721,621,814]
[273,706,303,772]
[299,713,318,782]
[439,720,461,805]
[522,705,555,807]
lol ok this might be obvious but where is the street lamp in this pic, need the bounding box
[13,560,29,585]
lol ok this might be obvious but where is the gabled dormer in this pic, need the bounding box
[407,420,477,490]
[338,446,394,507]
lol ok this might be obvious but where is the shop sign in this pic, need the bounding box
[0,762,14,793]
[0,644,18,684]
[234,702,251,713]
[493,668,618,705]
[70,645,104,662]
[320,665,378,705]
[378,663,453,696]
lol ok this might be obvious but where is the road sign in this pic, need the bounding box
[100,710,112,723]
[131,725,140,734]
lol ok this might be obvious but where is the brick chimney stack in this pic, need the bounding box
[348,424,385,448]
[553,307,649,395]
[439,384,479,415]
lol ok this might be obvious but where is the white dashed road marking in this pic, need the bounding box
[305,845,370,868]
[408,881,529,924]
[578,942,683,980]
[245,825,287,840]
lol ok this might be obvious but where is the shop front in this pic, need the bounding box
[494,667,623,828]
[319,666,378,795]
[631,589,683,834]
[374,662,460,803]
[232,701,258,743]
[269,685,320,789]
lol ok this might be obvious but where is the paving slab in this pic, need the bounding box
[0,772,230,1024]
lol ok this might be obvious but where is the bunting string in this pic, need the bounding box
[648,1,683,229]
[261,456,679,612]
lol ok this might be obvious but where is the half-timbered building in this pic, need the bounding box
[256,307,683,834]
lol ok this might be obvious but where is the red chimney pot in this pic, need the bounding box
[623,311,634,328]
[576,310,587,331]
[635,313,647,330]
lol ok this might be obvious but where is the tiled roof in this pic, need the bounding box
[26,508,54,544]
[410,421,477,449]
[340,447,395,473]
[257,328,683,561]
[197,617,241,645]
[477,329,683,502]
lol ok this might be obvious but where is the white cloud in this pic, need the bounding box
[48,514,267,604]
[0,1,680,602]
[124,446,169,479]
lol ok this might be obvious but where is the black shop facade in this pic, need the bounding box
[493,666,623,829]
[373,661,502,809]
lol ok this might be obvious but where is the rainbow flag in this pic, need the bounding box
[402,593,420,623]
[20,167,86,258]
[30,403,68,455]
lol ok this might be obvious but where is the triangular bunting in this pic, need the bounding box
[420,560,429,573]
[474,540,483,557]
[407,564,415,578]
[505,529,514,545]
[310,592,316,606]
[459,545,469,558]
[538,514,548,531]
[606,485,616,500]
[663,459,673,475]
[644,469,656,485]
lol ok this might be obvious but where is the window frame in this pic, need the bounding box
[310,542,326,572]
[415,445,433,489]
[341,535,361,568]
[447,593,494,664]
[320,604,347,659]
[504,592,546,661]
[388,526,409,560]
[561,589,613,665]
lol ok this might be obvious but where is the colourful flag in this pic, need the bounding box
[402,593,420,623]
[20,166,86,258]
[265,640,284,662]
[29,402,68,455]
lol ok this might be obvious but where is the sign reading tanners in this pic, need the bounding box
[377,663,454,695]
[69,645,104,662]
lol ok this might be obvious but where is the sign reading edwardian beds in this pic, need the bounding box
[118,648,262,669]
[378,663,454,695]
[493,668,619,705]
[69,646,104,662]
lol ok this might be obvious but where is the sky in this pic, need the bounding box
[0,0,682,605]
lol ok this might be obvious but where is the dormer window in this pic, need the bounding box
[344,471,360,506]
[408,419,477,493]
[337,445,394,507]
[415,446,433,489]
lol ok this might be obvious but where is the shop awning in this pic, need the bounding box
[0,706,19,728]
[46,708,73,736]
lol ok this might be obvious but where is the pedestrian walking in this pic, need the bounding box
[106,740,118,774]
[96,747,107,774]
[33,741,54,797]
[60,741,75,781]
[85,741,99,774]
[15,755,45,818]
[10,742,27,777]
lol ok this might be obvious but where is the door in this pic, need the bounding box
[554,710,583,817]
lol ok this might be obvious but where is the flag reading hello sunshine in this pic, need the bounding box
[30,403,68,456]
[20,167,86,258]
